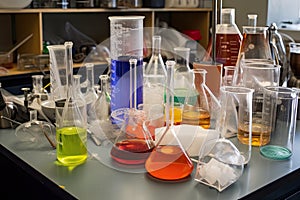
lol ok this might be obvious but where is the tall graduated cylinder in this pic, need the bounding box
[109,16,144,113]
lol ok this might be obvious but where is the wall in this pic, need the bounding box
[222,0,269,31]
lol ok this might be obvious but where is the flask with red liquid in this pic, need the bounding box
[204,8,242,67]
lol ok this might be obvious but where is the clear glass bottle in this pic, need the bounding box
[55,42,88,166]
[145,60,194,181]
[84,63,98,122]
[144,35,167,106]
[173,47,194,104]
[95,74,111,121]
[204,8,242,67]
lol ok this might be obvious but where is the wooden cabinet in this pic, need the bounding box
[0,8,211,55]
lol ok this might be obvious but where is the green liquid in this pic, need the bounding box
[164,88,198,104]
[56,126,87,166]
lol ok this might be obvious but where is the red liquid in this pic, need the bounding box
[110,139,155,165]
[145,145,194,180]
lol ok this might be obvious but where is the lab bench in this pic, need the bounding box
[1,123,300,199]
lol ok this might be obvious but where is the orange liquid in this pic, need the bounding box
[111,139,155,165]
[145,145,194,180]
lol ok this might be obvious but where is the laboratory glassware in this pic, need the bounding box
[109,16,144,113]
[55,42,88,166]
[145,60,194,181]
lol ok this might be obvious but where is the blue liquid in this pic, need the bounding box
[111,56,143,113]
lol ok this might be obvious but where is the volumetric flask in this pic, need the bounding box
[145,60,194,181]
[109,16,144,113]
[182,68,210,129]
[143,35,167,106]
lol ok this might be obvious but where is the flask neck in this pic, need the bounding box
[152,35,162,56]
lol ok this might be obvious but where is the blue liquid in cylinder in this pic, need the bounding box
[111,56,143,113]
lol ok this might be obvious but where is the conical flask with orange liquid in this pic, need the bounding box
[145,60,194,181]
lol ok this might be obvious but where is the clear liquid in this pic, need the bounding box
[145,145,194,181]
[56,126,87,166]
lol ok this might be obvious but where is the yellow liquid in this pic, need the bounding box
[182,108,210,129]
[237,123,271,146]
[164,107,183,125]
[56,126,87,166]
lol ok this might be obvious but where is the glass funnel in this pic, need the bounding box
[145,60,194,181]
[15,109,56,149]
[182,68,210,129]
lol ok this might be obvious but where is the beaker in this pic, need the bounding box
[47,44,69,101]
[217,86,254,165]
[182,68,210,129]
[109,16,144,113]
[55,42,88,166]
[260,86,298,160]
[143,35,167,106]
[240,63,281,146]
[145,60,194,181]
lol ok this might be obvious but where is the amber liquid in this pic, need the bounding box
[290,52,300,78]
[237,123,271,146]
[145,145,194,181]
[164,106,183,125]
[204,33,241,66]
[110,139,155,165]
[182,109,210,129]
[240,33,271,60]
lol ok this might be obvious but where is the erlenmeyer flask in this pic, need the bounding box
[110,58,155,165]
[182,68,210,129]
[55,42,88,166]
[145,60,194,181]
[173,47,194,104]
[233,26,274,86]
[143,35,167,106]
